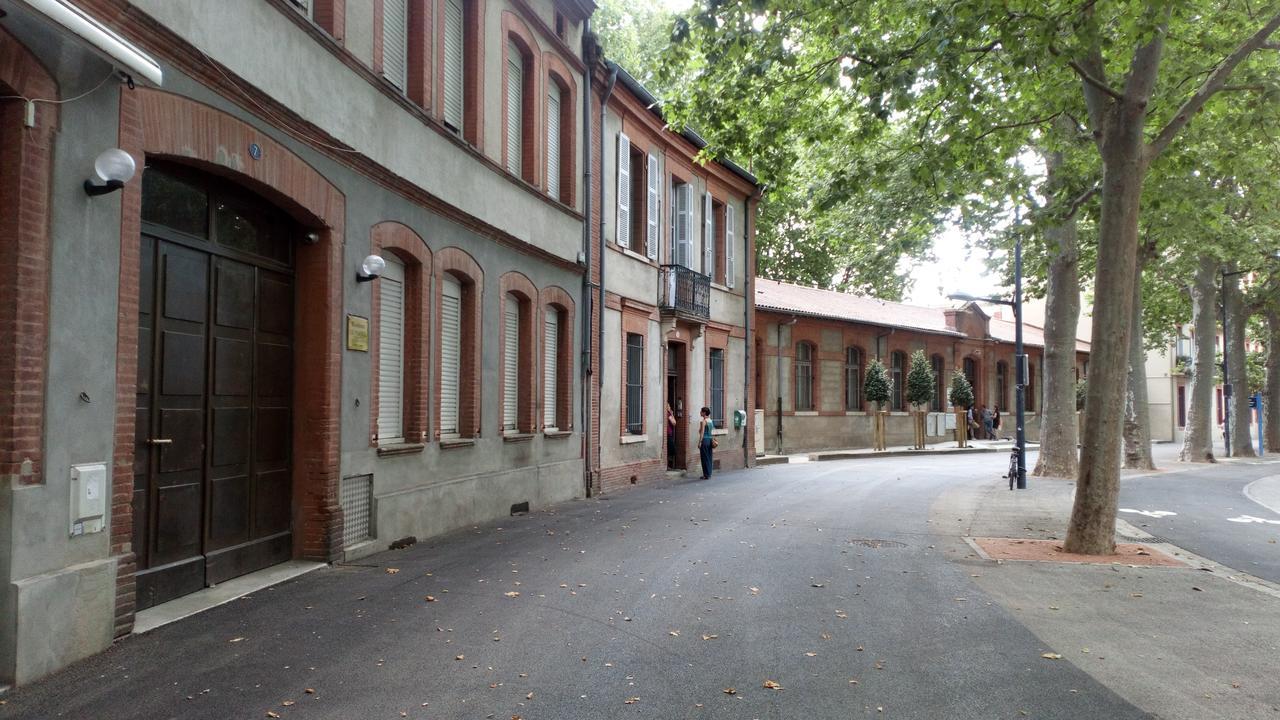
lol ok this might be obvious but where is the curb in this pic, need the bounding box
[810,446,1004,461]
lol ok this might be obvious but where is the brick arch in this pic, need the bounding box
[434,247,483,438]
[0,28,58,489]
[113,88,346,636]
[500,271,539,433]
[370,222,433,446]
[501,10,542,186]
[542,52,577,206]
[539,285,575,431]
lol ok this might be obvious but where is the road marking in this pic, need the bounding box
[1243,475,1280,517]
[1226,515,1280,525]
[1118,508,1177,518]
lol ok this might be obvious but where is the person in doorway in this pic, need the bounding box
[966,405,978,439]
[666,403,678,469]
[981,405,994,440]
[992,405,1002,439]
[697,406,715,479]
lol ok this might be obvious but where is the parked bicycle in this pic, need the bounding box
[1003,446,1019,490]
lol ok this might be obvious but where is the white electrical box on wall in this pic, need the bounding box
[69,463,108,536]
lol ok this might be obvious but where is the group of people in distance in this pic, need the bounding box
[967,404,1002,440]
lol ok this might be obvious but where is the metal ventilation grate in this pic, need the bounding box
[341,474,374,548]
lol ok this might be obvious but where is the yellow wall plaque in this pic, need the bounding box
[347,314,369,352]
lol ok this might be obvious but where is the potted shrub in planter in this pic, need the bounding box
[864,359,891,450]
[906,350,936,449]
[948,370,974,448]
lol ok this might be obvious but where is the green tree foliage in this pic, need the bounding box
[864,359,890,408]
[592,0,680,90]
[948,370,974,410]
[905,350,935,408]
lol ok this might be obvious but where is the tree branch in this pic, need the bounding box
[971,112,1063,141]
[1067,58,1125,100]
[1148,10,1280,160]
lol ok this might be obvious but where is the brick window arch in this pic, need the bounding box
[544,54,577,206]
[434,247,483,439]
[502,12,541,185]
[499,272,538,435]
[539,286,575,433]
[370,222,432,446]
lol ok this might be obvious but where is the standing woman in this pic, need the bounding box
[697,406,715,479]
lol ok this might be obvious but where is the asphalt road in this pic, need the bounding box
[1118,458,1280,584]
[3,454,1151,720]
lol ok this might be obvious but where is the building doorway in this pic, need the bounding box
[133,165,297,610]
[666,341,688,470]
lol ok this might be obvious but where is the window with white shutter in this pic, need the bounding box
[503,293,520,432]
[440,276,462,437]
[543,309,559,431]
[382,0,409,90]
[546,83,561,200]
[672,180,692,268]
[377,255,406,444]
[506,42,523,176]
[616,132,631,248]
[725,203,736,288]
[646,154,660,261]
[443,0,465,131]
[702,192,714,276]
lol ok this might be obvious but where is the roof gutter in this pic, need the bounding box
[15,0,163,85]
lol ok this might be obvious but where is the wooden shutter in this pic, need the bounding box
[543,309,559,430]
[547,83,561,199]
[702,192,714,276]
[443,0,464,131]
[440,276,462,436]
[503,294,519,431]
[377,255,406,444]
[616,132,631,248]
[646,154,660,261]
[505,42,523,175]
[725,203,736,288]
[676,183,692,268]
[382,0,409,90]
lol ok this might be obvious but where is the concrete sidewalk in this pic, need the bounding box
[932,468,1280,720]
[757,438,1032,465]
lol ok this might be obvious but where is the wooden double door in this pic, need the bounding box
[133,166,296,610]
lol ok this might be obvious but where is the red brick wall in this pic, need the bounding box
[113,88,346,636]
[371,222,434,445]
[0,29,57,487]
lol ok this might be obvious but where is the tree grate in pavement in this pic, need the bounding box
[847,539,907,548]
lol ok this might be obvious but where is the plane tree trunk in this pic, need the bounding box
[1123,252,1156,470]
[1224,266,1256,457]
[1179,255,1218,462]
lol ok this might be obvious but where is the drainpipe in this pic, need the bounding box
[580,23,595,496]
[595,63,618,490]
[777,315,797,455]
[742,187,763,467]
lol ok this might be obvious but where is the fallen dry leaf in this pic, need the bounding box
[749,587,760,595]
[455,655,465,661]
[701,634,718,641]
[304,688,315,694]
[386,568,400,574]
[505,591,521,598]
[723,688,737,695]
[266,713,280,719]
[668,630,680,637]
[805,652,817,657]
[425,595,437,602]
[229,637,246,643]
[526,692,534,700]
[281,700,295,706]
[625,697,640,704]
[763,680,783,690]
[1041,653,1063,660]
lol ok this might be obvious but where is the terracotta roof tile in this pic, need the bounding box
[754,278,961,336]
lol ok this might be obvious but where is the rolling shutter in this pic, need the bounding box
[703,192,714,276]
[543,309,559,430]
[547,83,561,199]
[443,0,465,131]
[616,132,631,248]
[440,276,462,437]
[725,203,736,288]
[377,255,406,444]
[646,153,660,261]
[382,0,408,90]
[503,294,520,431]
[505,43,523,175]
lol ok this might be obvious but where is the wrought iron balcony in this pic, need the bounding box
[659,264,710,321]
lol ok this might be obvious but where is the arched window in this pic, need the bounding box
[545,68,576,206]
[930,354,945,411]
[436,248,483,439]
[500,273,538,434]
[795,342,814,411]
[844,347,862,411]
[540,286,575,433]
[503,33,537,185]
[890,351,906,411]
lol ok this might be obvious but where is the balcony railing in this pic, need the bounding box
[659,264,710,320]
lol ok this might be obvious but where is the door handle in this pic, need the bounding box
[147,438,173,445]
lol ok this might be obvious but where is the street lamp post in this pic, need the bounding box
[949,233,1027,489]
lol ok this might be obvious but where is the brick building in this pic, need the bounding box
[0,0,624,686]
[754,279,1090,454]
[587,64,761,493]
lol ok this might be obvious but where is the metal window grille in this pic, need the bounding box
[710,348,725,427]
[626,333,644,434]
[341,474,374,548]
[796,343,813,411]
[891,351,906,411]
